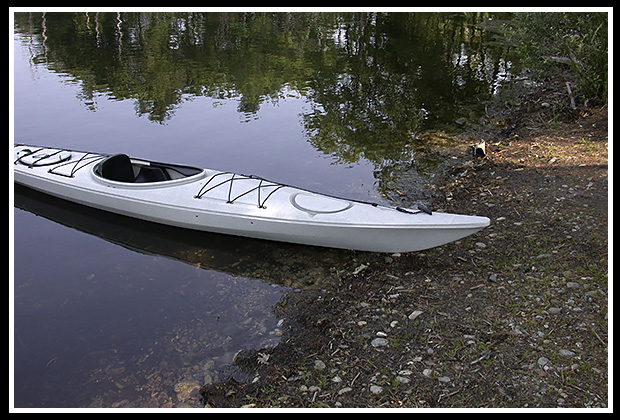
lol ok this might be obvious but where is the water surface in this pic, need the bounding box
[12,11,517,408]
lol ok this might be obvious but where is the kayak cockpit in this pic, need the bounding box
[94,154,204,183]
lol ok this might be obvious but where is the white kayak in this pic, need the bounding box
[13,144,490,252]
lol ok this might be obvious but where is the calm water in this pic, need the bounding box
[12,11,517,408]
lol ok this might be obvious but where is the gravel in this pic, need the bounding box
[201,94,608,409]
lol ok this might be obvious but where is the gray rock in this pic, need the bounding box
[408,310,424,320]
[371,337,389,347]
[314,359,326,370]
[338,387,352,395]
[370,385,383,394]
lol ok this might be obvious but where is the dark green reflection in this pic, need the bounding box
[14,11,516,165]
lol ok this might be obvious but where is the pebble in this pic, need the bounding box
[314,359,326,370]
[559,349,576,357]
[370,385,383,394]
[408,310,424,321]
[371,338,389,347]
[173,379,200,402]
[338,387,352,395]
[538,357,550,367]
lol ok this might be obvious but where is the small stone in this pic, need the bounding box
[438,376,451,383]
[408,310,424,321]
[173,379,200,402]
[548,307,562,314]
[338,387,352,395]
[371,338,389,347]
[559,349,576,357]
[370,385,383,394]
[475,242,487,248]
[422,368,433,377]
[538,357,550,367]
[314,360,326,370]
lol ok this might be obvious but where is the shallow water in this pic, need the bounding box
[11,11,517,408]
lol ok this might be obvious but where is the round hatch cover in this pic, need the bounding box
[291,192,352,214]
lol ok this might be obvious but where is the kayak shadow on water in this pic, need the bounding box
[13,184,357,290]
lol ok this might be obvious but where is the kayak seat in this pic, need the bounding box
[135,166,169,183]
[100,154,135,182]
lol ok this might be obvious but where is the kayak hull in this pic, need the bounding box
[13,145,490,252]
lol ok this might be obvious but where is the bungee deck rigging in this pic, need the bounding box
[194,172,286,209]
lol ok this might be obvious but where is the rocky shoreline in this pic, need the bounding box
[199,84,609,409]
